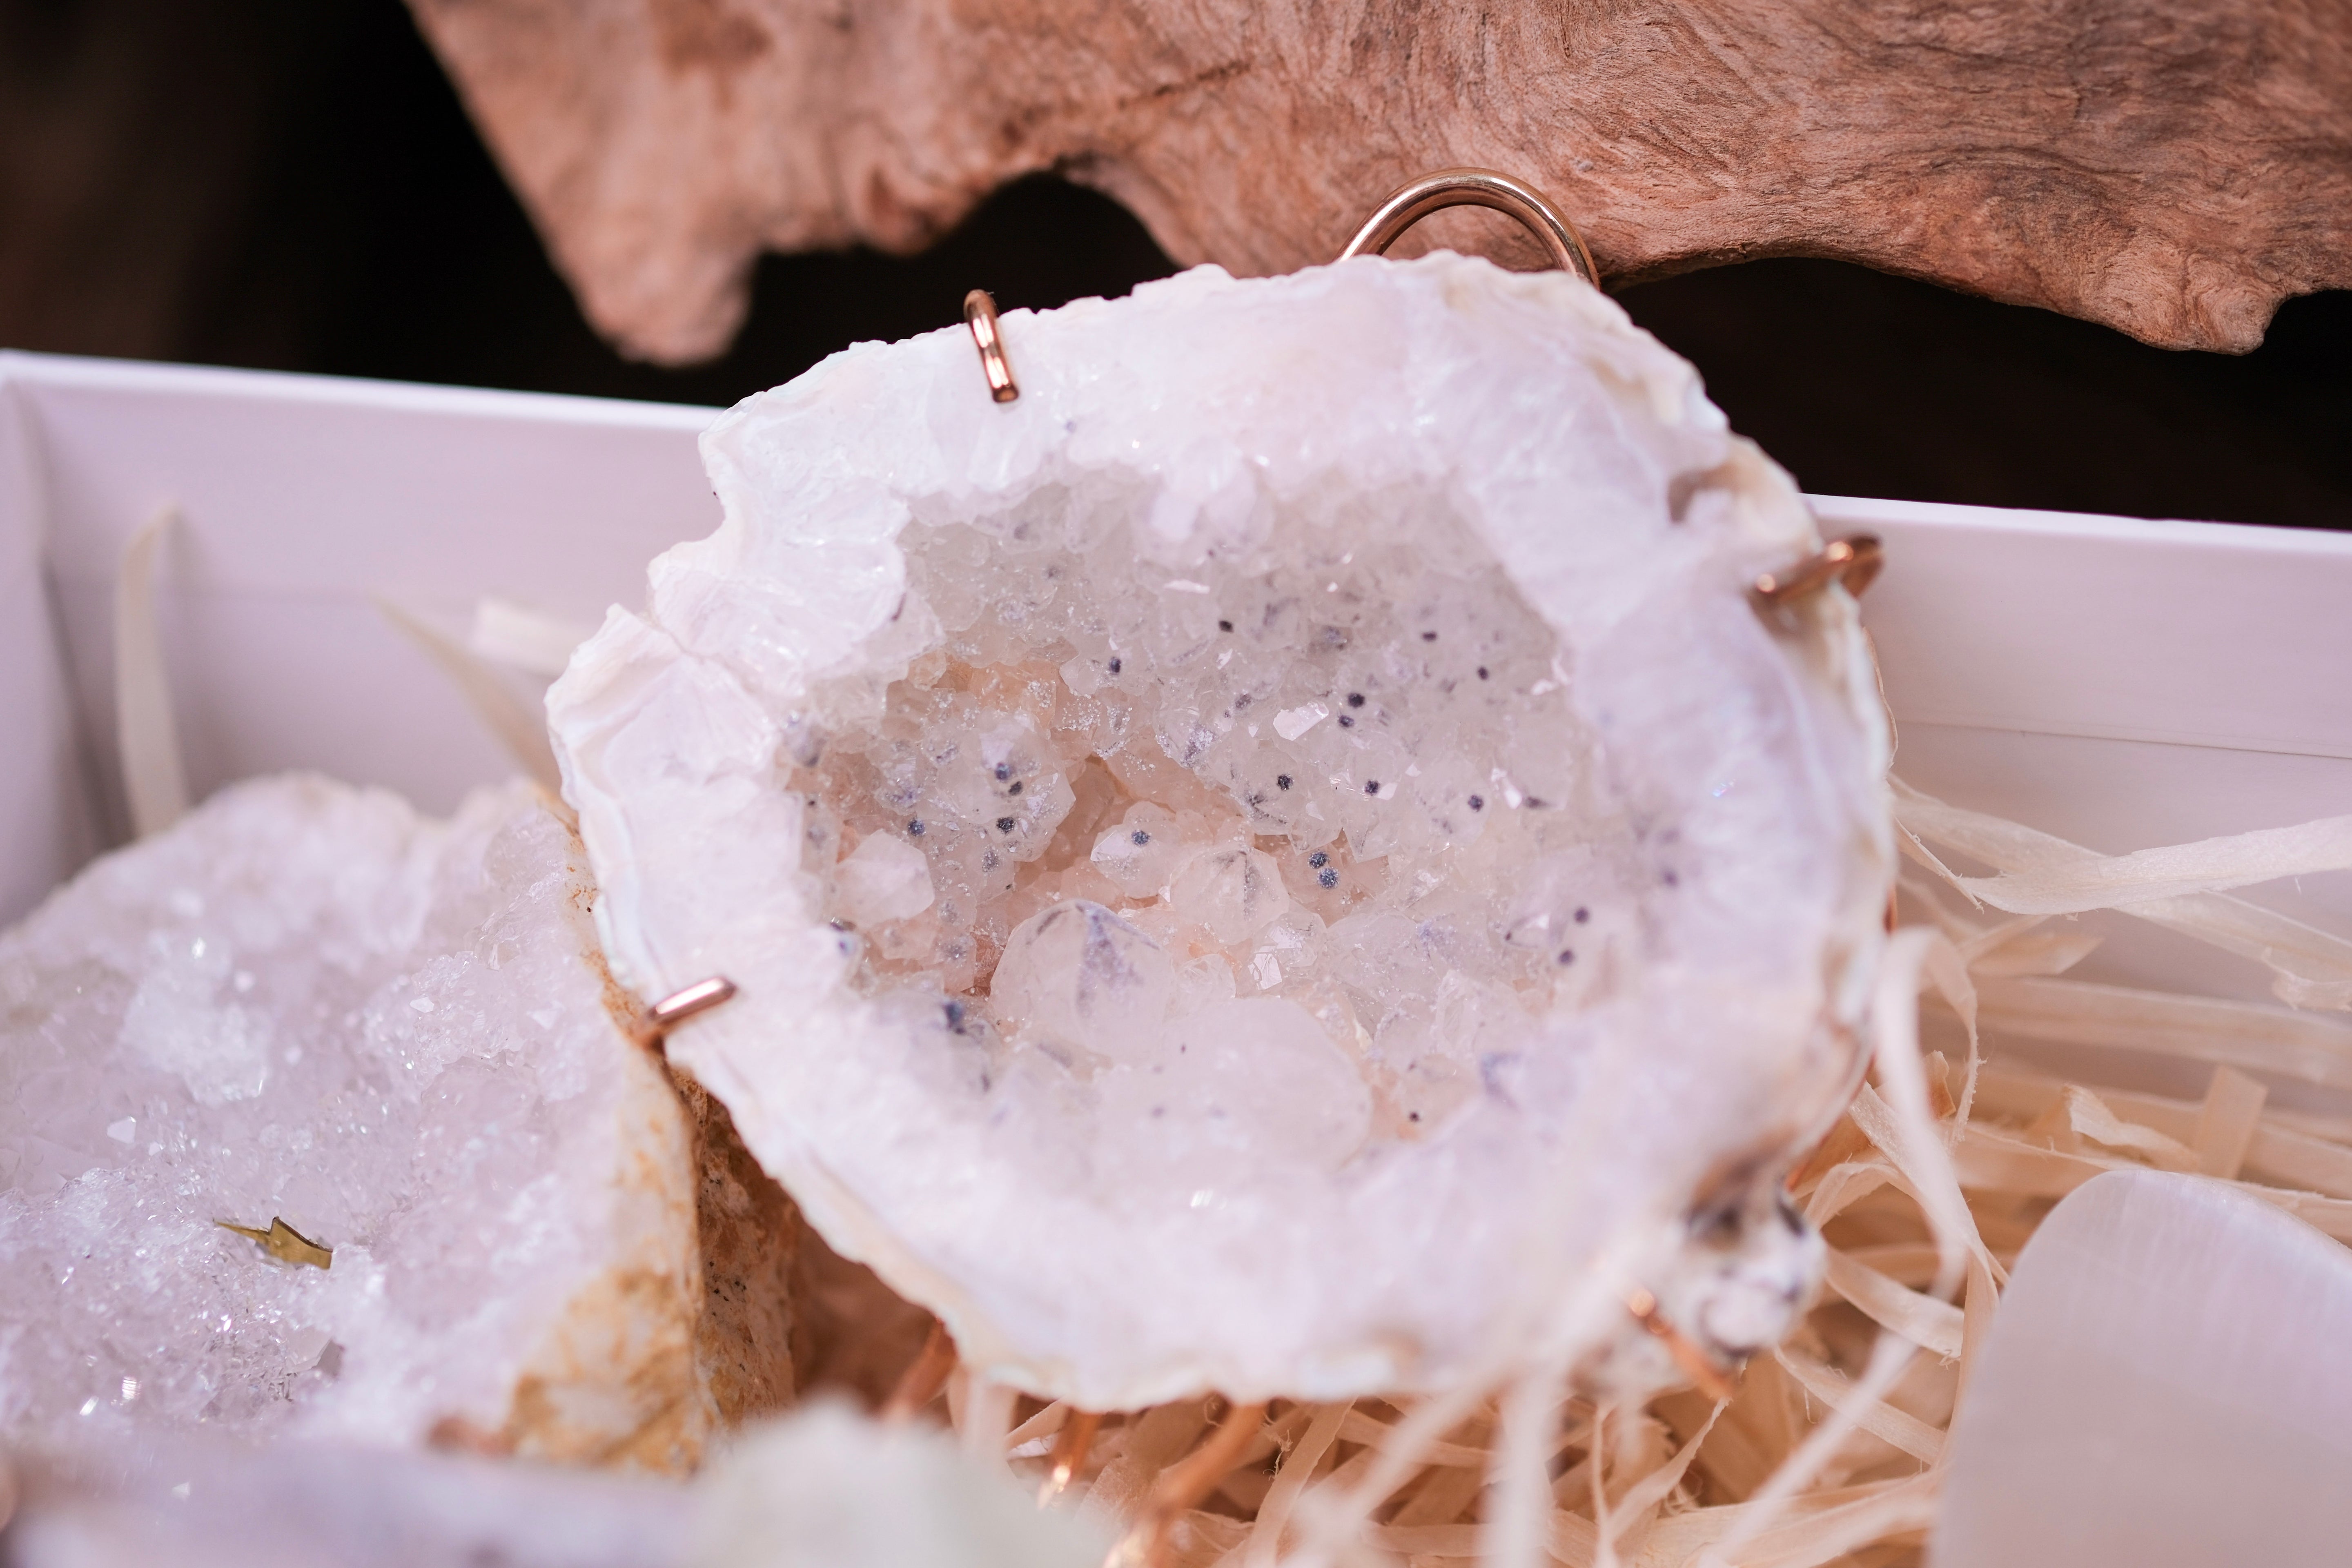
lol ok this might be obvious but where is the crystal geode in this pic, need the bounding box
[550,255,1893,1407]
[0,775,720,1465]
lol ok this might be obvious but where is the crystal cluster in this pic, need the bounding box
[802,499,1606,1138]
[0,775,710,1464]
[551,254,1893,1407]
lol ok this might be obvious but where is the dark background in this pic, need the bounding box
[4,0,2345,530]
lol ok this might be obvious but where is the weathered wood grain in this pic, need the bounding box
[408,0,2352,363]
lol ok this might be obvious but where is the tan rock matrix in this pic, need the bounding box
[408,0,2352,363]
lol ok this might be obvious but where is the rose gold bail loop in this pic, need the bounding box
[1337,167,1600,285]
[964,289,1020,403]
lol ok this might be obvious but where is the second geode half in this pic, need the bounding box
[549,255,1892,1409]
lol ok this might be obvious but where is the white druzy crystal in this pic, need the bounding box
[0,775,709,1464]
[550,255,1892,1407]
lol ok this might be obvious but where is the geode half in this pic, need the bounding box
[549,255,1892,1408]
[0,776,726,1465]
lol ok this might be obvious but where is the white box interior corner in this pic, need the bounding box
[0,350,718,923]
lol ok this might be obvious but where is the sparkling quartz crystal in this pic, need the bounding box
[549,254,1893,1408]
[0,775,714,1465]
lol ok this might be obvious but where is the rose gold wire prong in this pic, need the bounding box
[964,290,1020,403]
[1336,167,1599,285]
[1039,1408,1104,1506]
[216,1216,333,1270]
[883,1318,960,1422]
[1753,534,1885,607]
[1625,1287,1737,1404]
[647,975,737,1033]
[1107,1398,1270,1568]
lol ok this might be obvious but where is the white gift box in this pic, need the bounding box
[6,346,2352,1555]
[7,347,2347,1038]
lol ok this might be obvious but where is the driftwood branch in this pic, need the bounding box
[409,0,2352,364]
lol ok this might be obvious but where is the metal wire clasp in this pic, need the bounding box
[217,1216,334,1270]
[1626,1285,1736,1402]
[964,290,1020,403]
[1754,535,1884,606]
[1338,167,1599,285]
[638,976,737,1050]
